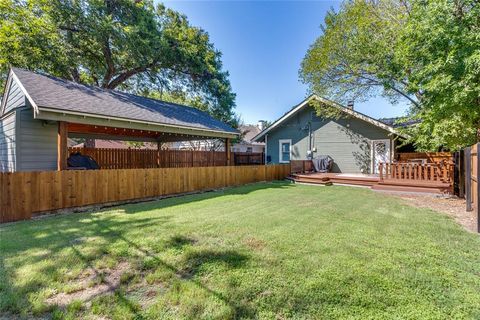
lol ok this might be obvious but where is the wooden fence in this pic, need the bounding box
[0,164,291,223]
[397,152,453,163]
[69,148,264,169]
[233,152,264,166]
[465,143,479,232]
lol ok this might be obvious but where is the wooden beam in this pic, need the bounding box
[157,141,161,168]
[67,122,214,142]
[57,121,68,171]
[225,138,231,166]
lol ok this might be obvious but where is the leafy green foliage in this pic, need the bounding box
[0,0,237,125]
[399,0,480,150]
[300,0,480,150]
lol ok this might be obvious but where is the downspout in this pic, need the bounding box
[308,121,312,160]
[265,133,268,164]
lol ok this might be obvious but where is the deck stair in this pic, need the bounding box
[289,174,333,186]
[372,179,451,194]
[290,173,379,187]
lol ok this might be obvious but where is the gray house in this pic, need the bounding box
[0,68,238,172]
[253,95,403,173]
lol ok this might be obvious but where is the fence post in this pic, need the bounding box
[476,143,480,233]
[465,147,472,211]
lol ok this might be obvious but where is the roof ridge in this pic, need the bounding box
[11,67,208,114]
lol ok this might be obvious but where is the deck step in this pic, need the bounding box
[379,179,450,188]
[292,178,333,186]
[372,184,446,194]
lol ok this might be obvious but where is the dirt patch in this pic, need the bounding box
[392,193,476,233]
[46,261,130,307]
[243,237,266,250]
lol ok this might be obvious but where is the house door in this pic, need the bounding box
[371,140,390,174]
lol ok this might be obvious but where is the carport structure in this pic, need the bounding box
[0,68,238,171]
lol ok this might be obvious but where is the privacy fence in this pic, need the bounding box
[465,143,479,232]
[397,152,453,163]
[69,147,264,169]
[0,164,290,223]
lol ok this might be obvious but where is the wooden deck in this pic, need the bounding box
[290,172,452,194]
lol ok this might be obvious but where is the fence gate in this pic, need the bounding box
[465,143,480,232]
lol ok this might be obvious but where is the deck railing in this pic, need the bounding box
[378,162,454,184]
[290,160,314,174]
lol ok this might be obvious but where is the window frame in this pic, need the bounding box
[278,139,292,163]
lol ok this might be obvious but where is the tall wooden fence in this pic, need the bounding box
[397,152,453,163]
[0,164,291,223]
[465,143,479,232]
[69,148,264,169]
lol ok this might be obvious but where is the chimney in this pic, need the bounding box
[347,100,354,110]
[257,120,266,131]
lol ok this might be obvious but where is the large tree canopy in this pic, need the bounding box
[300,0,480,151]
[0,0,237,126]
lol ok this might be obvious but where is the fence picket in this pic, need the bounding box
[0,164,290,223]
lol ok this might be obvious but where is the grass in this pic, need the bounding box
[1,181,480,319]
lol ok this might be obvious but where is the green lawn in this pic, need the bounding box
[1,182,480,319]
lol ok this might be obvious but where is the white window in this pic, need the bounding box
[279,139,292,163]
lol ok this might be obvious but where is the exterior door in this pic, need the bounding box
[371,140,390,174]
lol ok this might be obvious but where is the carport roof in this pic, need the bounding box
[3,68,238,138]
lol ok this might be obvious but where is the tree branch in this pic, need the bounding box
[105,63,155,89]
[102,37,116,86]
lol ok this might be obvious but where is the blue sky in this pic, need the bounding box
[163,0,409,124]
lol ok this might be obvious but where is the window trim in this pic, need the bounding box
[278,139,292,163]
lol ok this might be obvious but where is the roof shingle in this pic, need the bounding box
[12,68,237,134]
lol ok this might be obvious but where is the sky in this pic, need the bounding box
[163,0,409,125]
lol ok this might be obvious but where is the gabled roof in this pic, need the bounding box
[1,68,238,136]
[252,95,403,141]
[238,124,264,145]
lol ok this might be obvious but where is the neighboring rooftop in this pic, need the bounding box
[239,124,265,145]
[8,68,238,135]
[379,117,419,128]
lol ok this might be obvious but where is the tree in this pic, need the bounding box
[300,0,480,150]
[399,0,480,150]
[0,0,237,126]
[300,1,416,107]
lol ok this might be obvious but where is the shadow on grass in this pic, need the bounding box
[121,180,292,214]
[165,235,197,249]
[178,250,249,280]
[90,218,255,318]
[0,182,286,317]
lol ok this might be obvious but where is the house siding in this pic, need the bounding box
[0,112,17,172]
[16,108,58,171]
[266,105,392,173]
[3,77,26,115]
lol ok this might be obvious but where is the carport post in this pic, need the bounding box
[225,138,231,166]
[156,141,161,168]
[57,121,68,171]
